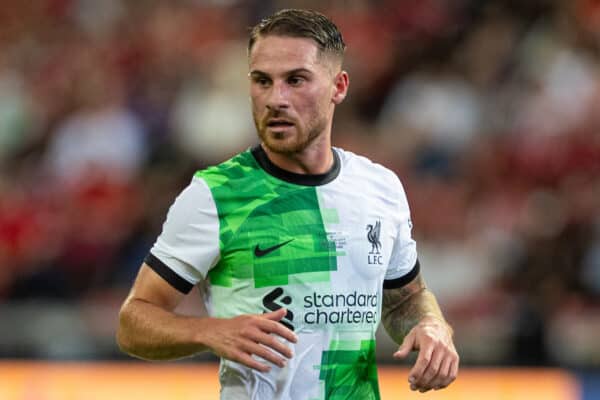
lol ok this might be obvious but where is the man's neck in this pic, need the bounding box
[261,137,334,175]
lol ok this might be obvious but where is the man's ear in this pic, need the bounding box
[332,70,349,105]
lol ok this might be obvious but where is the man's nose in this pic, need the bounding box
[266,81,290,111]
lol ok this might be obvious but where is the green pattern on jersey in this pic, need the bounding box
[317,339,380,400]
[195,149,382,399]
[196,150,338,289]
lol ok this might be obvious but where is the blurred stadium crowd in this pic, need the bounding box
[0,0,599,367]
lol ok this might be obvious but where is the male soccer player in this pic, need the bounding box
[117,9,458,399]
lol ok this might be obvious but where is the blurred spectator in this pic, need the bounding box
[171,42,256,163]
[43,49,147,185]
[0,65,37,165]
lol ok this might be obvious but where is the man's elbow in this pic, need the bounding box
[115,328,132,356]
[115,304,138,357]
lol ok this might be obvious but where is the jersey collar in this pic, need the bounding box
[251,145,341,186]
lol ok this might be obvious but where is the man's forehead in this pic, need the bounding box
[248,35,322,71]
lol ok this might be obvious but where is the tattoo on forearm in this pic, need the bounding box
[382,274,445,344]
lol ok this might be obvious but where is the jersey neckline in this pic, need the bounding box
[251,145,341,186]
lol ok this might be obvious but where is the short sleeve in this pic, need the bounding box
[383,178,419,287]
[145,177,220,293]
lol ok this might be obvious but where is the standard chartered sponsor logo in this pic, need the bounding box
[303,291,378,325]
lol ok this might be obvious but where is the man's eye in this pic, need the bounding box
[255,78,270,86]
[288,76,305,85]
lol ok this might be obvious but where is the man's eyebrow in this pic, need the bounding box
[286,68,313,76]
[249,68,313,77]
[249,70,269,77]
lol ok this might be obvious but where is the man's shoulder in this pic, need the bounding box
[194,148,260,187]
[335,147,401,185]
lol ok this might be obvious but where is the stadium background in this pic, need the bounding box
[0,0,598,398]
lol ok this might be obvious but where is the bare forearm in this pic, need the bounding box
[386,273,459,392]
[382,276,447,345]
[117,298,212,361]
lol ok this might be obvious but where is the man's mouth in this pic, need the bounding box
[267,119,294,128]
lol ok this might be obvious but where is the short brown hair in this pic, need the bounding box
[248,9,346,60]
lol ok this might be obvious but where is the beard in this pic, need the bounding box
[254,111,328,155]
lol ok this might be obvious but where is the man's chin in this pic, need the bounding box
[262,139,300,155]
[260,132,301,154]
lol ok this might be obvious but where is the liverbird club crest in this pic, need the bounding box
[366,220,383,265]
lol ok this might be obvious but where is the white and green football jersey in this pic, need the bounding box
[146,145,419,400]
